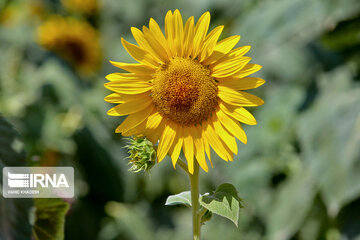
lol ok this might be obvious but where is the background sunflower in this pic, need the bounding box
[38,15,102,74]
[0,0,360,239]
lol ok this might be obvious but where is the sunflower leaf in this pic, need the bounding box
[165,191,192,207]
[199,183,241,227]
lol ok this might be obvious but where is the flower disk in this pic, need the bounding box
[105,10,265,174]
[152,57,218,126]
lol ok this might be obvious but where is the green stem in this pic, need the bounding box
[189,161,201,240]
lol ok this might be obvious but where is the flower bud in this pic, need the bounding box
[125,137,156,173]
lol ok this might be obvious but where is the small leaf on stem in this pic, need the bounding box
[165,191,192,207]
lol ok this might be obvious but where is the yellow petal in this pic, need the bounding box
[164,10,173,40]
[202,134,213,168]
[211,45,251,67]
[212,114,237,154]
[115,104,154,133]
[192,11,210,59]
[121,38,159,67]
[173,9,184,56]
[193,126,208,172]
[157,121,177,162]
[141,26,170,61]
[110,61,155,74]
[199,25,224,63]
[122,119,147,136]
[165,10,176,57]
[202,120,230,161]
[215,35,241,52]
[171,126,183,168]
[107,96,152,116]
[203,35,240,65]
[233,64,262,78]
[131,27,165,63]
[105,73,152,82]
[144,115,165,145]
[216,109,247,144]
[104,93,124,103]
[105,78,152,85]
[218,77,265,90]
[145,111,164,130]
[218,86,264,107]
[183,16,195,58]
[224,145,234,161]
[104,81,152,94]
[183,126,194,174]
[228,45,251,57]
[219,101,257,125]
[211,56,251,78]
[104,92,151,104]
[148,18,172,58]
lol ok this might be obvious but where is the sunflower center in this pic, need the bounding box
[151,57,218,126]
[59,39,86,63]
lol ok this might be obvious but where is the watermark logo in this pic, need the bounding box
[2,167,74,198]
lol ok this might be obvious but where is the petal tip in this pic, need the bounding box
[148,18,156,26]
[105,74,112,81]
[259,78,266,85]
[109,60,119,67]
[166,10,173,16]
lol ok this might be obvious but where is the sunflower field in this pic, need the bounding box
[0,0,360,239]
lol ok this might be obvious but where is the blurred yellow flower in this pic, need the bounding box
[61,0,99,15]
[105,10,265,173]
[0,4,17,26]
[37,16,101,73]
[0,1,45,26]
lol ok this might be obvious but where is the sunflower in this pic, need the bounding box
[105,10,265,174]
[37,16,101,73]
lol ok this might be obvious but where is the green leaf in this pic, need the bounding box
[165,191,192,207]
[33,198,70,240]
[0,116,33,240]
[200,183,241,227]
[266,169,316,240]
[298,67,360,217]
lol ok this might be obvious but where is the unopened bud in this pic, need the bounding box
[125,137,156,173]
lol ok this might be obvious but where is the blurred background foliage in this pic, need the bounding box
[0,0,360,239]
